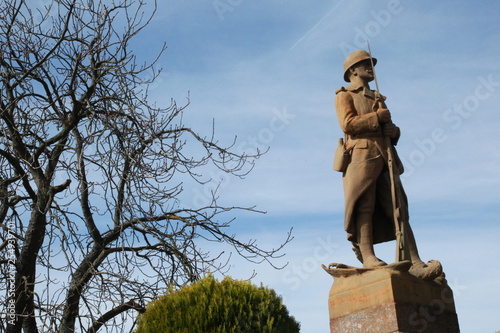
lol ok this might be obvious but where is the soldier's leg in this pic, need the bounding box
[356,184,387,268]
[376,170,424,265]
[375,170,443,279]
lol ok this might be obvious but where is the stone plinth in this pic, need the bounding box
[326,266,459,333]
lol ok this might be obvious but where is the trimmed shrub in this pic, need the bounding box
[135,274,300,333]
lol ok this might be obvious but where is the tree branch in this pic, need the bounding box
[87,300,146,333]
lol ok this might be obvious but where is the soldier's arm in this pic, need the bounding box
[335,91,380,135]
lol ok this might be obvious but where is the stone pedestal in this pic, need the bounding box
[326,267,460,333]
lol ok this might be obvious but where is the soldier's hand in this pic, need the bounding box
[382,123,399,138]
[376,108,391,123]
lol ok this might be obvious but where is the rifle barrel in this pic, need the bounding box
[366,41,380,94]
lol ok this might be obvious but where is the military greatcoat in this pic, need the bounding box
[335,82,407,245]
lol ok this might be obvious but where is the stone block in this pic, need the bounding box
[327,268,460,333]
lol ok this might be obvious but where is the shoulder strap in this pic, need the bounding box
[335,87,346,94]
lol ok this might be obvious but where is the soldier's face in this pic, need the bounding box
[351,60,374,82]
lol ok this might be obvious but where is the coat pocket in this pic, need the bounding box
[350,139,381,164]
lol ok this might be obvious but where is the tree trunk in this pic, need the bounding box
[9,189,50,333]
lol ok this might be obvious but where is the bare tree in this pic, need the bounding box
[0,1,292,332]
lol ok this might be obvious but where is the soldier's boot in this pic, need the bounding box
[358,242,387,268]
[357,216,386,268]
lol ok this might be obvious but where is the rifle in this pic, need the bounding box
[366,42,409,262]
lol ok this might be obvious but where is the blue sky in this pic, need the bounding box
[137,1,499,332]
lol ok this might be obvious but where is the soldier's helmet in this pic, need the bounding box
[343,49,377,82]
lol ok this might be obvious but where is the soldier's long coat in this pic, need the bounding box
[335,82,407,245]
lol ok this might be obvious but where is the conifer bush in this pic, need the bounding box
[135,275,300,333]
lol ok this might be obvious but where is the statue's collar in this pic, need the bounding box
[346,83,376,99]
[346,82,366,92]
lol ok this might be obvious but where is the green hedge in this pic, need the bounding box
[135,274,300,333]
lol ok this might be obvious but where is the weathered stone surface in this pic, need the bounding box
[328,268,459,333]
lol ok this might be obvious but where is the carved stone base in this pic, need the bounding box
[325,265,460,333]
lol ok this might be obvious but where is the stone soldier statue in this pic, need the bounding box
[334,49,441,279]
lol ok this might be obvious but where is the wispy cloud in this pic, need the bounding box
[290,0,348,50]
